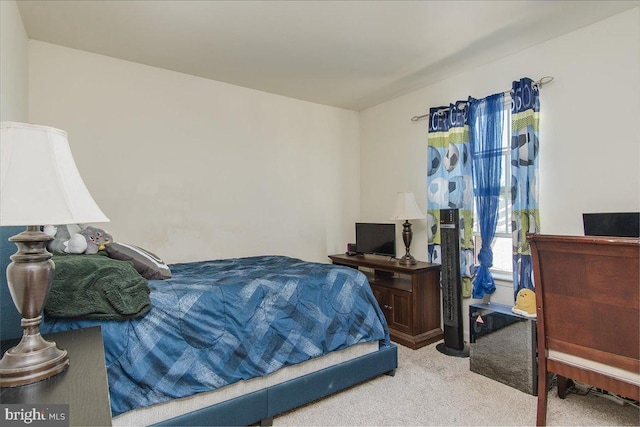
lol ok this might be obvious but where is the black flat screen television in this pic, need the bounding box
[583,212,640,238]
[355,223,396,257]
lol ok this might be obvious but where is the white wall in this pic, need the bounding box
[15,5,640,338]
[0,0,28,122]
[360,8,640,336]
[28,41,360,264]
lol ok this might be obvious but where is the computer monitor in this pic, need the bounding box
[582,212,640,238]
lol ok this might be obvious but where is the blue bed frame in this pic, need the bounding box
[0,226,397,426]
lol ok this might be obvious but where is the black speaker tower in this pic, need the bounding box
[436,209,469,357]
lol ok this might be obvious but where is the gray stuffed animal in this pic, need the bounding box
[77,226,113,254]
[44,224,82,253]
[44,224,112,254]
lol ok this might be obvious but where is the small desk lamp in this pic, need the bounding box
[0,122,109,387]
[390,192,425,265]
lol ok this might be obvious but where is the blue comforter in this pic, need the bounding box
[42,256,390,416]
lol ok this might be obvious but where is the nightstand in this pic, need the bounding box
[1,326,112,426]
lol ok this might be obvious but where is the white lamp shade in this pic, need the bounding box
[1,122,109,226]
[390,192,426,221]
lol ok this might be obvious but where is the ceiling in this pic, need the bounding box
[17,1,639,111]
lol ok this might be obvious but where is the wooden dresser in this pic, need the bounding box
[329,254,442,349]
[529,234,639,425]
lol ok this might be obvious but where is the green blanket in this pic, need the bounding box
[46,254,151,320]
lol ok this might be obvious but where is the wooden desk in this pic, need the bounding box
[329,254,443,349]
[1,326,112,426]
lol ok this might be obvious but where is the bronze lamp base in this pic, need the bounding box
[0,226,69,387]
[398,220,418,265]
[0,328,69,387]
[398,253,418,265]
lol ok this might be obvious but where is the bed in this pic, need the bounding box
[0,226,397,426]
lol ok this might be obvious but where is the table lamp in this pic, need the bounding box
[0,122,109,387]
[390,192,425,265]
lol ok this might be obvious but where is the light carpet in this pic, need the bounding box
[274,341,639,426]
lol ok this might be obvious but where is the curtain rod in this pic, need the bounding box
[410,76,554,122]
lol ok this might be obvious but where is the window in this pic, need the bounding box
[473,104,512,275]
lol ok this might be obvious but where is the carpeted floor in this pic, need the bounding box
[274,341,639,426]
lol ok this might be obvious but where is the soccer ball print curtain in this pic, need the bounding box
[426,77,541,302]
[426,101,475,298]
[510,77,540,298]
